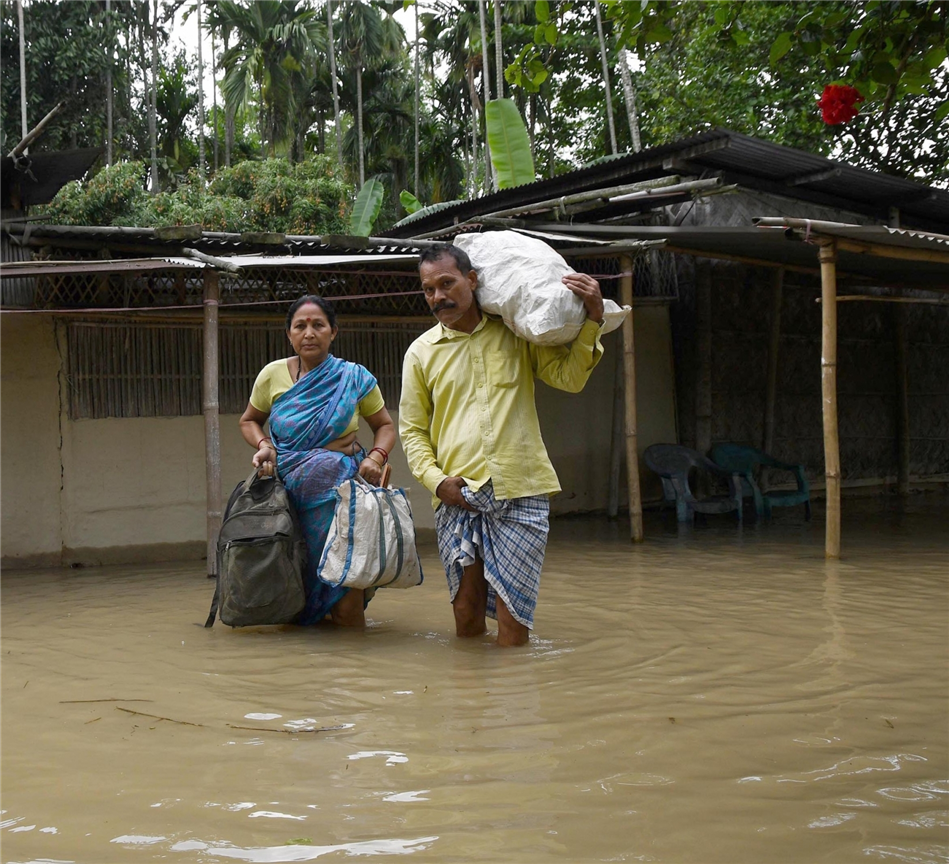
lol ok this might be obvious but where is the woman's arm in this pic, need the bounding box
[239,402,276,476]
[358,406,396,485]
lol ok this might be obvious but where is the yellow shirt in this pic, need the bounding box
[399,316,604,508]
[250,359,385,437]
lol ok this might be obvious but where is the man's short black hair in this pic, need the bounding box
[418,243,473,275]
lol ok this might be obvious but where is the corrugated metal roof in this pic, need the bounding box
[0,257,205,278]
[510,221,949,291]
[1,223,422,256]
[382,129,949,238]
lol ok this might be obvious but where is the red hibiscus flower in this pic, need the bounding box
[818,84,865,125]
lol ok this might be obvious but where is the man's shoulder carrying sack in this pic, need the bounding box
[205,468,306,628]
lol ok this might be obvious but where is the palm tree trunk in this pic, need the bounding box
[593,0,617,155]
[478,0,493,190]
[223,31,232,168]
[149,0,159,191]
[211,29,219,172]
[105,0,113,165]
[467,66,480,197]
[618,47,641,152]
[16,0,27,147]
[493,0,503,100]
[326,0,344,173]
[414,0,420,194]
[197,0,205,179]
[357,65,365,188]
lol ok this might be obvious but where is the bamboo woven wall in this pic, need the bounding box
[671,256,949,484]
[65,321,428,420]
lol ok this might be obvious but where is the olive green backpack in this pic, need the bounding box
[204,468,307,628]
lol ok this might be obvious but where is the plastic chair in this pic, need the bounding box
[643,444,743,524]
[710,443,811,520]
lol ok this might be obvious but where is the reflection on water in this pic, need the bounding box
[2,498,948,863]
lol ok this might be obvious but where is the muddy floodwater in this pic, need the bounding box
[2,499,948,863]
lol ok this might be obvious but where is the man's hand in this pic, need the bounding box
[436,476,476,511]
[563,273,604,323]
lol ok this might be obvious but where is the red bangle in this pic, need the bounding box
[257,437,273,450]
[368,446,389,465]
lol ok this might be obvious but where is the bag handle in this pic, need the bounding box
[353,469,391,490]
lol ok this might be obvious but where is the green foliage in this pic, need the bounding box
[0,0,121,152]
[43,156,353,234]
[485,99,536,188]
[399,190,424,214]
[349,178,385,235]
[503,0,946,182]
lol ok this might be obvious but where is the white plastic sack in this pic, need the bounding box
[318,477,423,590]
[453,230,630,345]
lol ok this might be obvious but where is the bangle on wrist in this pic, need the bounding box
[368,446,389,465]
[257,437,273,450]
[365,453,384,468]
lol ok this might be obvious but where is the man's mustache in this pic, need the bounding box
[433,302,456,313]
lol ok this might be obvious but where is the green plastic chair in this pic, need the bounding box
[710,443,811,520]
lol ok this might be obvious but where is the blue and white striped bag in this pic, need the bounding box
[318,475,423,590]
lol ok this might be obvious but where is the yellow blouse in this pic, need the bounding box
[249,359,385,437]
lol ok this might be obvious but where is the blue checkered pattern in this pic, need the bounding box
[434,481,550,628]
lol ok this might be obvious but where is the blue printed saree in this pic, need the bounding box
[269,354,378,625]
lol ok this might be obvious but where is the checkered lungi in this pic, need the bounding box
[434,481,550,628]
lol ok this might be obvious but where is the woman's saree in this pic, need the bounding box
[269,355,377,624]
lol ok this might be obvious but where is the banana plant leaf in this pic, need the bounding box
[349,179,385,236]
[399,190,424,214]
[485,99,536,189]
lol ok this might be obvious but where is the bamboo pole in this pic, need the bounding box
[203,270,222,577]
[821,295,949,305]
[620,254,643,542]
[763,267,784,457]
[607,343,624,518]
[818,242,841,559]
[894,305,910,496]
[694,261,712,458]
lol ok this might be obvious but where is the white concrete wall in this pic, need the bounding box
[1,307,677,567]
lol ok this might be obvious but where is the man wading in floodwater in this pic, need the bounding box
[399,244,605,647]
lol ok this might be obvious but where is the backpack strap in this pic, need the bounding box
[205,574,220,627]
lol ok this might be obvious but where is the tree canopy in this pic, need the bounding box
[4,0,945,236]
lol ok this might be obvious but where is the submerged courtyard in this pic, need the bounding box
[2,496,947,864]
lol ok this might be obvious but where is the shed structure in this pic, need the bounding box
[3,130,948,567]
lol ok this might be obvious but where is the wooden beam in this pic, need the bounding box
[203,270,222,577]
[818,242,841,559]
[763,267,784,461]
[834,237,949,266]
[620,255,643,542]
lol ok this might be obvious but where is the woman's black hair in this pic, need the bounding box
[417,243,473,275]
[285,295,337,331]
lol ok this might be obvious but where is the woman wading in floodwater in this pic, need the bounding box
[239,295,396,627]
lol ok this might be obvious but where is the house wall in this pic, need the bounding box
[1,307,677,568]
[671,256,949,487]
[1,315,63,564]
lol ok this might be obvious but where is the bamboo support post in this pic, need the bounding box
[620,255,643,542]
[694,261,712,459]
[818,243,841,559]
[894,305,910,496]
[607,344,624,518]
[763,267,784,487]
[203,270,222,577]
